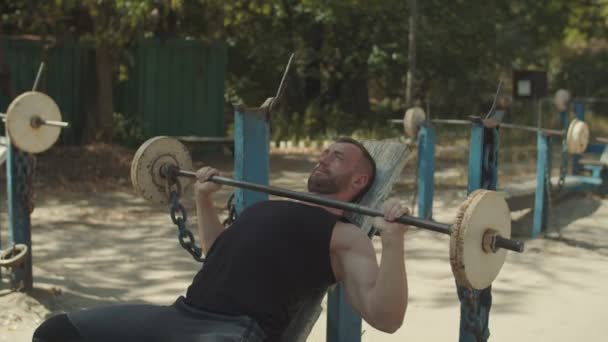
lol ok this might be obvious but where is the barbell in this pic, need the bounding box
[1,91,69,154]
[399,107,590,154]
[131,136,525,290]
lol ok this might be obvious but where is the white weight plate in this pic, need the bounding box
[6,91,62,153]
[131,136,193,205]
[403,107,426,137]
[450,190,510,290]
[566,119,589,154]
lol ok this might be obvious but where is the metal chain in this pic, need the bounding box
[558,137,567,190]
[460,288,490,342]
[222,192,238,227]
[544,153,558,236]
[14,150,36,214]
[481,128,498,190]
[167,180,205,263]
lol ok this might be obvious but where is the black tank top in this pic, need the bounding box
[185,200,340,341]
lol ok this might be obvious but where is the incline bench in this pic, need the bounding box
[577,141,608,182]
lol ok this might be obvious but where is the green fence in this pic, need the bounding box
[0,38,89,144]
[0,37,227,144]
[116,39,227,138]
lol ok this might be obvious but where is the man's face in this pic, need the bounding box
[307,143,364,195]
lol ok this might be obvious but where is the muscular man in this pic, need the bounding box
[33,137,409,342]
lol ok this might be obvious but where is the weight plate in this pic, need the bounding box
[131,136,193,204]
[450,190,510,290]
[6,91,62,153]
[403,107,426,138]
[566,119,589,154]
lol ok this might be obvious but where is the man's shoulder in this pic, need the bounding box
[331,220,371,251]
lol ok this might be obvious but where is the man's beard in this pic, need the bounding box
[307,169,349,194]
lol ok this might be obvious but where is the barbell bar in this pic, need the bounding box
[596,137,608,144]
[131,136,524,289]
[3,91,69,153]
[399,107,590,154]
[0,113,69,128]
[167,164,523,254]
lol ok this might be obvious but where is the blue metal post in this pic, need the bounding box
[459,123,498,342]
[574,101,585,121]
[234,106,270,212]
[327,286,362,342]
[417,125,436,219]
[467,123,484,193]
[532,133,551,238]
[6,145,33,291]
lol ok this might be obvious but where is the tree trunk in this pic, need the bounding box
[84,46,115,142]
[0,42,16,100]
[340,69,371,119]
[405,0,417,107]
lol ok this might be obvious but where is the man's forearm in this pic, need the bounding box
[195,192,225,253]
[368,233,408,332]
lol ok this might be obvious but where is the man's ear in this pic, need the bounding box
[351,173,369,191]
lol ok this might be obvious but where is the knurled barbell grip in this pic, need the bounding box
[164,165,524,253]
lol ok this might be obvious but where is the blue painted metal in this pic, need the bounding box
[532,133,551,238]
[327,286,362,342]
[417,125,436,219]
[233,107,269,213]
[584,144,606,155]
[467,123,484,194]
[459,124,499,342]
[574,101,585,120]
[568,174,604,186]
[582,165,603,180]
[6,145,33,291]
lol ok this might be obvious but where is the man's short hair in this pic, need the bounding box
[335,137,377,202]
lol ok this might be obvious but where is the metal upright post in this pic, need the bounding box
[467,123,485,193]
[417,124,435,219]
[327,286,362,342]
[459,122,499,342]
[532,133,551,238]
[233,106,270,213]
[6,144,33,291]
[3,62,46,290]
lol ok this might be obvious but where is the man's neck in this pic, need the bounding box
[305,192,350,217]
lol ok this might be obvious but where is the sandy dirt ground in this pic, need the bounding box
[0,145,607,342]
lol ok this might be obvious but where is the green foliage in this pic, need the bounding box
[112,112,144,146]
[3,0,608,142]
